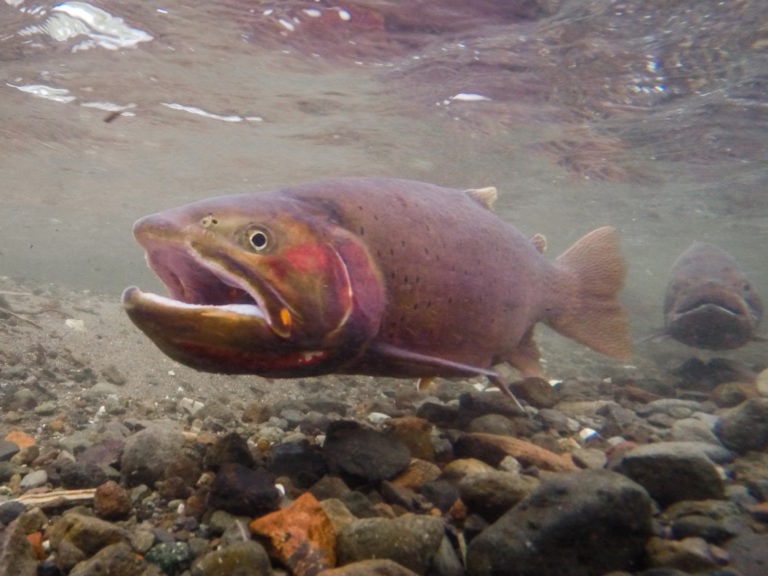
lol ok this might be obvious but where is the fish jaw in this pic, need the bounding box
[665,286,758,350]
[122,287,333,375]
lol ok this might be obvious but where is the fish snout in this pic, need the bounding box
[132,213,180,246]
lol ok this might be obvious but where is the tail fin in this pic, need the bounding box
[547,227,632,361]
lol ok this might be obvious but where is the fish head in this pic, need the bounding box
[122,192,386,375]
[664,243,763,350]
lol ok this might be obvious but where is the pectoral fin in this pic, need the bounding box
[366,343,499,378]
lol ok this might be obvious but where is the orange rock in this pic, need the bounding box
[26,531,45,560]
[390,458,441,491]
[94,480,131,520]
[458,433,578,472]
[47,419,67,433]
[384,416,435,461]
[5,430,35,449]
[250,492,336,576]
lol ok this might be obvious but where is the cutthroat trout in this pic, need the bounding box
[664,241,763,350]
[122,177,631,388]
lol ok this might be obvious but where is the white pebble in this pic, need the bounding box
[368,412,391,424]
[449,93,491,102]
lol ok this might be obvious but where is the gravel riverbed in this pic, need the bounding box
[1,277,768,576]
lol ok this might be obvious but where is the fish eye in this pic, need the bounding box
[248,228,270,251]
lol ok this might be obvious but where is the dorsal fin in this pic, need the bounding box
[465,186,498,210]
[530,233,547,254]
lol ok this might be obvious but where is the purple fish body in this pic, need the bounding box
[123,177,630,383]
[664,242,763,350]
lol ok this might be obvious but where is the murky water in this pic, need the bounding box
[2,0,767,370]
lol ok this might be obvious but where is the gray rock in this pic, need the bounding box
[0,501,26,525]
[571,447,607,469]
[19,469,47,490]
[59,460,108,489]
[324,421,410,483]
[645,536,722,573]
[59,431,96,456]
[121,424,185,487]
[206,509,240,536]
[458,392,525,419]
[670,514,741,543]
[0,440,20,462]
[638,399,707,419]
[220,518,253,546]
[612,442,726,507]
[430,535,464,576]
[208,463,281,518]
[0,461,16,483]
[724,531,768,576]
[458,470,539,522]
[319,559,420,575]
[203,432,255,470]
[538,409,579,434]
[0,517,37,576]
[33,401,57,415]
[8,388,37,411]
[337,514,446,575]
[127,522,156,554]
[596,403,639,437]
[145,541,191,575]
[668,414,721,444]
[271,438,327,488]
[78,435,125,469]
[48,513,126,557]
[85,381,122,398]
[466,414,518,435]
[667,441,734,464]
[68,542,158,576]
[304,395,348,416]
[466,469,653,576]
[16,508,47,535]
[661,499,747,545]
[715,398,768,453]
[191,540,272,576]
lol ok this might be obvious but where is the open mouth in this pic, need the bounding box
[139,244,265,318]
[674,293,745,319]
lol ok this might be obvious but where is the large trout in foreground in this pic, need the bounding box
[122,177,631,389]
